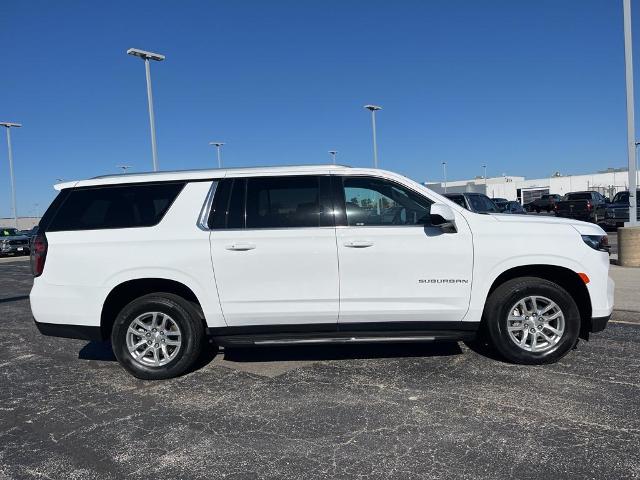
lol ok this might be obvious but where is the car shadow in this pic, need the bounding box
[462,338,505,362]
[0,295,29,304]
[77,339,466,372]
[78,341,117,361]
[220,341,463,363]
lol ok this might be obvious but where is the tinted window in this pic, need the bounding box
[209,179,233,229]
[47,182,184,231]
[343,177,431,226]
[507,201,523,212]
[612,192,630,203]
[245,176,322,229]
[566,192,592,200]
[445,195,466,209]
[0,228,19,237]
[227,179,246,229]
[467,195,499,213]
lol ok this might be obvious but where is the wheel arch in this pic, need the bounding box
[100,278,206,341]
[485,264,592,338]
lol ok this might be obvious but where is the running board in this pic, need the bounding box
[212,330,476,348]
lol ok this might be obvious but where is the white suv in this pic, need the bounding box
[30,165,614,379]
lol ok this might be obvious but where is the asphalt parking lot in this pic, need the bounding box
[1,259,639,479]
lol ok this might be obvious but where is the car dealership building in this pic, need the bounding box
[425,167,639,205]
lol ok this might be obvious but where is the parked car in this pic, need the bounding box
[0,227,30,256]
[492,198,509,211]
[31,165,613,379]
[525,194,563,213]
[444,193,500,213]
[500,201,527,215]
[554,191,609,222]
[18,225,39,239]
[599,190,640,229]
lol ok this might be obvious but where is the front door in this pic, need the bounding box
[334,175,473,324]
[209,175,339,327]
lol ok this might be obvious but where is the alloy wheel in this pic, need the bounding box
[125,312,182,367]
[506,296,565,353]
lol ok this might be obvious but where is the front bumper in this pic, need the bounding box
[0,245,30,255]
[590,315,611,333]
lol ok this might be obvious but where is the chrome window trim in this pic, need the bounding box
[197,181,219,231]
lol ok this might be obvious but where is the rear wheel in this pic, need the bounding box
[111,293,205,379]
[483,277,580,364]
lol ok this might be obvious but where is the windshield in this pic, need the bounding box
[468,195,499,213]
[0,228,19,237]
[445,195,466,208]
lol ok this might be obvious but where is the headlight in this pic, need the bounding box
[582,234,609,252]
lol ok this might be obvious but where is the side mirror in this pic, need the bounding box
[430,203,457,233]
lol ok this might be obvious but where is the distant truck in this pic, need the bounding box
[554,191,609,223]
[599,190,640,229]
[525,194,562,213]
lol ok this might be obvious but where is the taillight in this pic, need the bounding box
[30,233,48,277]
[586,201,592,210]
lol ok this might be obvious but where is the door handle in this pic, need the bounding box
[344,240,374,248]
[225,243,256,251]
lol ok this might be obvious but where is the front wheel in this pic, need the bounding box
[111,293,205,379]
[483,277,580,364]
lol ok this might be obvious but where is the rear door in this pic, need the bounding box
[209,175,340,327]
[334,175,473,325]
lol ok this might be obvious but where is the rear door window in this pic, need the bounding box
[245,176,325,229]
[45,182,185,231]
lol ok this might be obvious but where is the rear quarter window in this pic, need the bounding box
[45,182,185,232]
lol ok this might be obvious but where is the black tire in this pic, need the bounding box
[111,293,205,380]
[483,277,580,364]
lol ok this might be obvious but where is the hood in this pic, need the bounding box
[0,235,29,241]
[490,213,605,235]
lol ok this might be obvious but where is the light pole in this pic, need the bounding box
[117,165,133,174]
[0,122,21,228]
[623,0,638,227]
[442,162,448,193]
[329,150,337,164]
[127,48,165,172]
[364,105,382,168]
[482,164,488,195]
[209,142,225,168]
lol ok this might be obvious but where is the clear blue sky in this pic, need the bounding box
[0,0,638,217]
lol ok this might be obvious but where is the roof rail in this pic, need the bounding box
[90,164,352,180]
